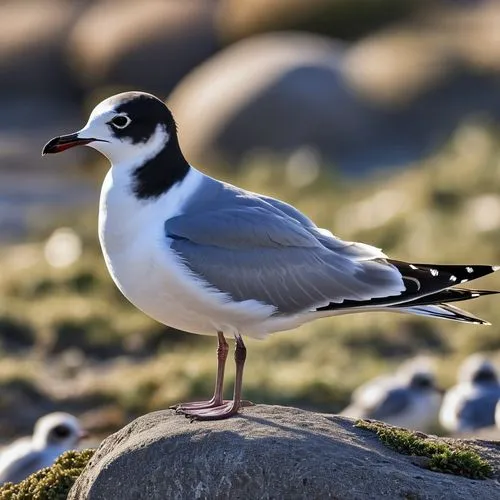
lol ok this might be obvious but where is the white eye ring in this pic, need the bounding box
[110,114,131,129]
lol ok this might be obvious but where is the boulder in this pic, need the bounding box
[168,33,373,171]
[69,405,500,499]
[169,31,500,174]
[343,29,454,106]
[68,0,218,95]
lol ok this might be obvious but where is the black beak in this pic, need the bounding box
[42,133,98,155]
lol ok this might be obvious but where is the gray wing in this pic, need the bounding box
[457,390,500,429]
[0,449,45,484]
[367,387,412,420]
[165,198,404,314]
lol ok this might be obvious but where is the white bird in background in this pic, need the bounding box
[0,412,87,485]
[43,91,499,420]
[439,354,500,433]
[341,357,443,432]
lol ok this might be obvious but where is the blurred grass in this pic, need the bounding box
[1,121,500,436]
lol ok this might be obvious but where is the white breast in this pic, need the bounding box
[98,166,275,337]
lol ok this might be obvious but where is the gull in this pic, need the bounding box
[341,357,443,432]
[439,354,500,433]
[0,412,87,484]
[43,91,499,420]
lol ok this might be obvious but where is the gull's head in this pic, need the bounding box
[459,354,499,386]
[32,412,87,451]
[42,92,176,165]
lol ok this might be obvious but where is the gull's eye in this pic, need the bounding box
[109,115,131,129]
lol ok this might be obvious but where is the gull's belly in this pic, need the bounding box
[100,232,276,337]
[102,241,219,335]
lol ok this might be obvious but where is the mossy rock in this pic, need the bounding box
[68,407,500,499]
[356,420,492,479]
[0,449,95,500]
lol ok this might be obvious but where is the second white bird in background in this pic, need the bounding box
[0,412,87,485]
[439,354,500,433]
[341,357,443,432]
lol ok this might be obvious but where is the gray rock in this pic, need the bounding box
[170,31,500,175]
[69,405,500,500]
[169,33,373,171]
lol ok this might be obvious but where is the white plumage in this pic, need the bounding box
[0,413,85,485]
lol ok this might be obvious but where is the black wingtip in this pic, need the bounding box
[402,262,499,288]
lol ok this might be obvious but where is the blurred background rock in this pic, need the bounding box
[2,0,500,443]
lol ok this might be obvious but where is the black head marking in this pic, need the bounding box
[472,367,498,385]
[50,424,71,440]
[109,92,190,199]
[111,92,176,145]
[410,373,433,390]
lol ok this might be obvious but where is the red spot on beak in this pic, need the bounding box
[42,134,98,155]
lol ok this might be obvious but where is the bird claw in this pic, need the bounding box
[176,400,243,421]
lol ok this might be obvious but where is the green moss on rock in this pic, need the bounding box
[0,449,95,500]
[356,420,492,480]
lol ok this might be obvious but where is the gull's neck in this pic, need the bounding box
[104,125,191,201]
[131,130,190,200]
[99,163,203,255]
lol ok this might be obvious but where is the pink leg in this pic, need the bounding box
[170,332,229,411]
[178,334,248,421]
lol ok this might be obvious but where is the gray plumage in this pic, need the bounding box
[455,390,500,430]
[165,178,404,314]
[0,441,50,485]
[341,358,442,431]
[440,355,500,433]
[363,387,413,420]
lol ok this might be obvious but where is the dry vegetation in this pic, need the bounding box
[1,122,500,438]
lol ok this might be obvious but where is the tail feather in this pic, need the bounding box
[317,262,498,312]
[393,303,490,325]
[394,288,498,308]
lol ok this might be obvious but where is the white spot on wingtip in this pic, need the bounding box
[472,293,480,297]
[430,269,438,276]
[449,275,457,282]
[492,266,500,272]
[460,279,468,283]
[409,264,418,270]
[466,266,474,273]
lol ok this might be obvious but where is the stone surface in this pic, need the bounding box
[69,405,500,500]
[169,33,372,171]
